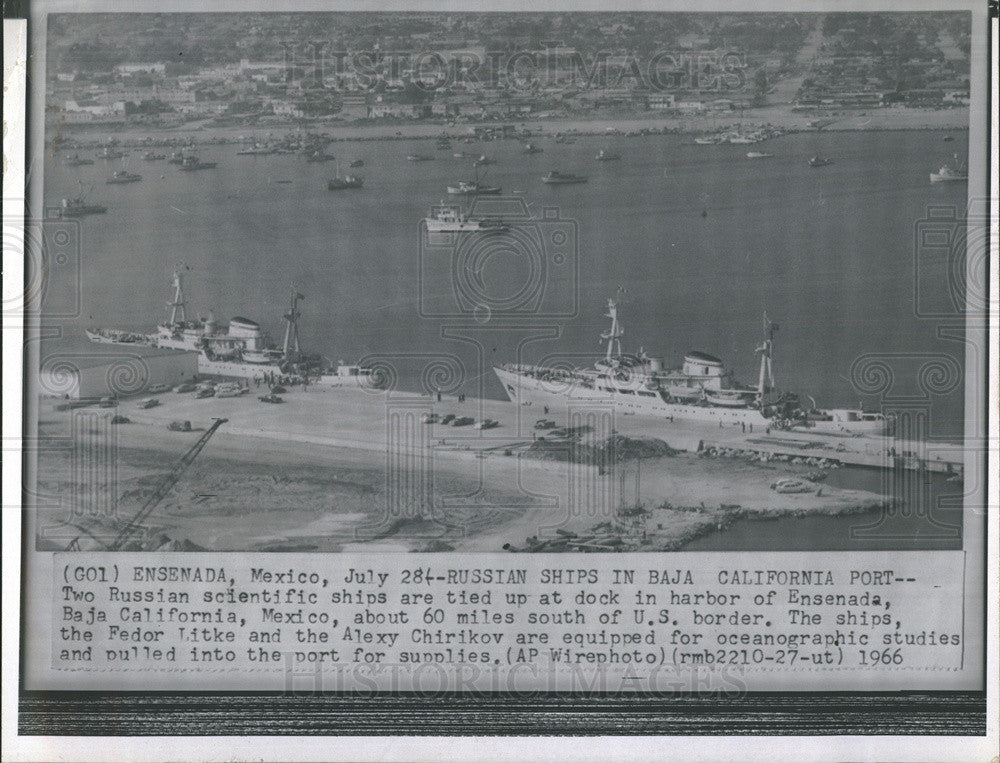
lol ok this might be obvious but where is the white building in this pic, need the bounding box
[648,93,676,109]
[64,100,126,117]
[116,63,167,75]
[38,343,199,400]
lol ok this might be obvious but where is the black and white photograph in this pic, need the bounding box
[2,0,996,757]
[29,10,976,554]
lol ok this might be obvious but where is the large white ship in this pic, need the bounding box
[87,267,376,387]
[493,298,891,435]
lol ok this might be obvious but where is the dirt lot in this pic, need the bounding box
[33,389,888,553]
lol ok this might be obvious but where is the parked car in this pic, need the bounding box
[451,416,474,427]
[110,415,130,425]
[534,419,556,429]
[147,383,172,394]
[258,394,283,404]
[421,413,440,424]
[174,383,196,393]
[167,420,192,432]
[194,388,215,399]
[98,397,117,408]
[137,398,160,409]
[770,478,813,494]
[440,413,456,425]
[474,419,500,430]
[270,385,287,394]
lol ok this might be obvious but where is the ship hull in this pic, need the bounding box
[424,220,507,234]
[494,366,889,435]
[929,173,967,183]
[446,186,502,195]
[85,331,372,385]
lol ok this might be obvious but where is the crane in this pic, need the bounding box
[106,418,228,551]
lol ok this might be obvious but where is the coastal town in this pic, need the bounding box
[49,13,969,132]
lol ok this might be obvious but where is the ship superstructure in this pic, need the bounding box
[423,204,508,233]
[494,298,890,435]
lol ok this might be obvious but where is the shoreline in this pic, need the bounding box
[47,105,969,150]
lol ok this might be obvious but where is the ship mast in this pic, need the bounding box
[282,287,303,361]
[756,311,775,398]
[167,264,187,324]
[601,298,624,363]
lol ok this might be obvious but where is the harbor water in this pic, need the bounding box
[45,128,968,442]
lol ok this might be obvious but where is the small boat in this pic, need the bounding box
[473,155,496,166]
[522,143,543,154]
[178,156,217,171]
[57,182,107,217]
[167,152,186,165]
[746,151,774,159]
[97,147,126,160]
[327,160,363,190]
[86,327,146,344]
[808,156,833,167]
[62,154,94,167]
[447,163,500,195]
[236,144,274,156]
[349,159,364,167]
[327,175,364,190]
[447,180,501,195]
[106,170,142,184]
[541,170,588,184]
[930,165,967,183]
[595,149,621,161]
[306,151,335,162]
[930,155,967,183]
[142,151,166,161]
[704,388,756,407]
[58,196,107,217]
[694,136,720,145]
[406,154,434,162]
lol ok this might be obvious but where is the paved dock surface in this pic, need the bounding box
[51,385,964,475]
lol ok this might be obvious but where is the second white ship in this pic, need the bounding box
[494,298,891,435]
